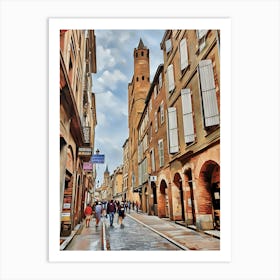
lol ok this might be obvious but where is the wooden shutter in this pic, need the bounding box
[165,39,172,53]
[180,38,188,71]
[198,60,220,127]
[167,107,179,153]
[181,88,195,143]
[167,64,175,93]
[150,148,155,172]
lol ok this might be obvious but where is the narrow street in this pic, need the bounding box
[64,211,219,251]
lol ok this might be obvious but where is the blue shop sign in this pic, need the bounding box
[91,154,105,164]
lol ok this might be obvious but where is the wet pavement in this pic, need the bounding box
[63,210,220,251]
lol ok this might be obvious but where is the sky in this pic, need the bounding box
[92,30,165,187]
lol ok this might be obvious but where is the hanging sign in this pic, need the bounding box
[91,154,105,164]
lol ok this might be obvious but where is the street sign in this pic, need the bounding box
[91,154,105,164]
[83,162,93,171]
[150,175,157,182]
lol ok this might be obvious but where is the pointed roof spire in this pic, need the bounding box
[137,38,146,49]
[105,164,109,173]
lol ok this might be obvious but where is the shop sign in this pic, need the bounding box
[63,203,71,209]
[150,176,157,182]
[61,212,70,222]
[91,154,105,164]
[83,162,93,171]
[78,147,92,156]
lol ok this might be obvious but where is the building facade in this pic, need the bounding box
[127,39,150,205]
[160,29,220,230]
[59,30,97,237]
[125,30,220,231]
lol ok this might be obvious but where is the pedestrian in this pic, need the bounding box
[84,203,93,228]
[132,201,135,211]
[135,201,139,213]
[101,200,107,218]
[94,202,102,227]
[128,201,131,214]
[124,200,128,212]
[107,199,116,226]
[117,201,125,228]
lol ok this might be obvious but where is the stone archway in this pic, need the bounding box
[198,160,220,230]
[173,173,185,221]
[158,180,169,218]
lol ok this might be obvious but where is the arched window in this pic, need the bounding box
[141,51,144,56]
[136,77,139,82]
[136,52,138,58]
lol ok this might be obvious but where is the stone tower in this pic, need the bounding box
[128,38,150,198]
[103,165,109,187]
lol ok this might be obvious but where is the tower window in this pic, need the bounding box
[136,77,139,82]
[136,52,138,58]
[142,76,144,80]
[141,51,144,56]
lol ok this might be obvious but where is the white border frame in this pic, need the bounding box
[49,18,231,262]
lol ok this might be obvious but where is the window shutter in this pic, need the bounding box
[197,30,208,39]
[160,101,164,124]
[159,73,162,89]
[165,39,172,53]
[180,38,188,71]
[167,64,175,93]
[181,88,195,143]
[151,148,155,172]
[167,107,179,153]
[198,60,220,127]
[158,140,164,167]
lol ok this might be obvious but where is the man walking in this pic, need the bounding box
[107,200,116,227]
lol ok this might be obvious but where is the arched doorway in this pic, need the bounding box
[151,182,158,215]
[184,168,196,225]
[198,160,220,230]
[173,173,185,221]
[159,180,169,218]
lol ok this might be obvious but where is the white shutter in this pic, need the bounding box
[198,60,220,127]
[160,101,164,124]
[165,39,172,53]
[180,38,188,71]
[151,148,155,172]
[181,88,195,143]
[159,73,162,89]
[167,64,175,93]
[197,30,208,39]
[167,107,179,153]
[158,140,164,167]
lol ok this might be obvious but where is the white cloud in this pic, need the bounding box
[96,90,127,118]
[96,45,116,71]
[97,69,127,91]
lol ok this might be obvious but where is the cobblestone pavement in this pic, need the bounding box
[104,214,180,250]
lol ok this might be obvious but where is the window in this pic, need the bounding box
[179,38,189,71]
[167,107,179,153]
[159,73,163,89]
[150,148,155,172]
[142,76,144,80]
[181,88,195,143]
[160,101,164,124]
[136,77,139,82]
[141,51,144,56]
[167,64,175,93]
[165,38,172,53]
[198,59,219,127]
[154,85,157,99]
[158,139,164,167]
[196,30,208,53]
[136,52,138,58]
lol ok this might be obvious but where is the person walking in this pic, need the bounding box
[107,199,116,227]
[94,202,102,227]
[84,203,93,228]
[127,200,131,214]
[117,201,125,228]
[135,201,139,213]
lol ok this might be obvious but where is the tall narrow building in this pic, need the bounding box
[128,39,150,201]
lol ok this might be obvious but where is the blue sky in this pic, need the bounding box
[92,30,165,186]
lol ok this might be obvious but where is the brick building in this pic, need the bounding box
[59,30,97,237]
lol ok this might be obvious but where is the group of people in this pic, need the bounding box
[84,200,141,228]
